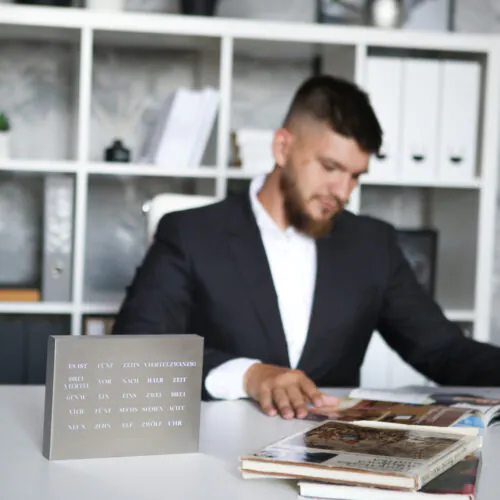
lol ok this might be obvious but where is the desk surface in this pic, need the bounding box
[1,386,499,499]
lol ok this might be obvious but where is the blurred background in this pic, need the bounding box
[1,0,499,388]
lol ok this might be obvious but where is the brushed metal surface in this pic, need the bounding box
[43,334,203,460]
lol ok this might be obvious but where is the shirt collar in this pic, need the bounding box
[249,175,306,240]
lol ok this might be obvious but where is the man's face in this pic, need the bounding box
[274,120,370,238]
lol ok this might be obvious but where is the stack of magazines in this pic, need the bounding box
[239,388,491,499]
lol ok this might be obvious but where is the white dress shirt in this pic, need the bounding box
[204,175,317,399]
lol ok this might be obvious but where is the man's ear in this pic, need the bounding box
[272,128,292,168]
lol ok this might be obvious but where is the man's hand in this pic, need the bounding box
[243,363,339,419]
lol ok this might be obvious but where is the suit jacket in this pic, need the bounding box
[112,192,500,399]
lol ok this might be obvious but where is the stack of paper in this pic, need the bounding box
[143,87,219,170]
[234,128,275,174]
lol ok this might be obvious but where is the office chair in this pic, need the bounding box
[142,193,217,242]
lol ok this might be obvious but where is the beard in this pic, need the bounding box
[279,164,344,239]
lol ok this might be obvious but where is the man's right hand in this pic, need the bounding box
[243,363,339,420]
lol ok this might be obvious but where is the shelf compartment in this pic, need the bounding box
[0,34,81,162]
[360,185,479,313]
[84,175,215,303]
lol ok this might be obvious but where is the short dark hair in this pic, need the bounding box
[283,74,382,154]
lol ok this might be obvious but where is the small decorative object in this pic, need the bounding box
[0,112,11,160]
[14,0,73,6]
[396,228,438,296]
[86,0,125,10]
[104,139,131,163]
[180,0,218,16]
[229,131,242,168]
[364,0,404,28]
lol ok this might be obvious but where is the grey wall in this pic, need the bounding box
[1,0,500,338]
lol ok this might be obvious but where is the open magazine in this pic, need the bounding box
[305,396,478,430]
[345,387,500,428]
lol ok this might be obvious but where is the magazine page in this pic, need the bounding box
[348,387,434,404]
[348,388,500,426]
[305,397,472,428]
[419,452,479,496]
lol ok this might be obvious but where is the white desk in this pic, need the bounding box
[1,386,499,499]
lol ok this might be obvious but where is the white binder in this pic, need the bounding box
[364,56,403,181]
[187,87,219,168]
[438,60,481,181]
[401,58,441,181]
[42,175,74,302]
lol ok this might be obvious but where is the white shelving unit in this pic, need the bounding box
[1,4,499,388]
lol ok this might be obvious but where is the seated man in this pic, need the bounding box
[112,74,500,420]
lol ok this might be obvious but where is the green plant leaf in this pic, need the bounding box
[0,112,10,132]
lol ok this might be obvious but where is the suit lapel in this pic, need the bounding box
[297,218,347,371]
[227,196,290,367]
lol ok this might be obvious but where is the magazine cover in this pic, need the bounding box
[348,388,500,427]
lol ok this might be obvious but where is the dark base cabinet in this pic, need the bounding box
[14,1,74,6]
[0,315,70,384]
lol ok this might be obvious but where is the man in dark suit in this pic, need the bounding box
[112,75,500,420]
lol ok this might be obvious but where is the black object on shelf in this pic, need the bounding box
[396,228,438,297]
[14,0,74,6]
[181,0,218,16]
[104,139,131,163]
